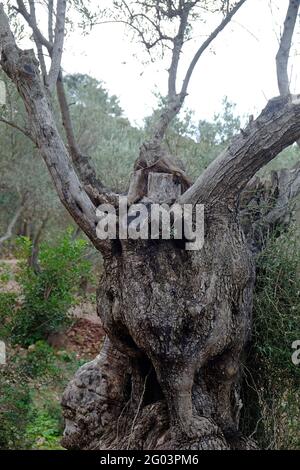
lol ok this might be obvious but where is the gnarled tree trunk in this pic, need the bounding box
[1,0,300,452]
[62,176,255,451]
[61,95,300,449]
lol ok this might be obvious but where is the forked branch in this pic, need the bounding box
[0,4,109,252]
[148,0,248,145]
[13,0,113,201]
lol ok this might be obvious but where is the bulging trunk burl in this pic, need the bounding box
[62,190,257,450]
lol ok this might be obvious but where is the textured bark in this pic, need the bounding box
[47,0,66,92]
[1,3,300,451]
[179,96,300,208]
[62,171,257,450]
[61,150,300,450]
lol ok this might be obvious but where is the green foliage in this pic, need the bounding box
[0,262,13,283]
[253,228,300,382]
[144,95,242,180]
[19,341,59,379]
[242,227,300,449]
[25,404,64,450]
[11,230,92,346]
[0,342,87,450]
[64,73,143,190]
[0,363,32,450]
[199,97,241,144]
[0,292,17,339]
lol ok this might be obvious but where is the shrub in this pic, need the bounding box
[25,405,64,450]
[0,262,13,284]
[253,227,300,383]
[242,226,300,449]
[19,341,59,379]
[11,230,92,346]
[0,361,32,449]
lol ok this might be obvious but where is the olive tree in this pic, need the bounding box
[0,0,300,450]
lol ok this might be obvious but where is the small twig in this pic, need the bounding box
[0,117,36,144]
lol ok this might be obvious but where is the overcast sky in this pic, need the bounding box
[26,0,300,126]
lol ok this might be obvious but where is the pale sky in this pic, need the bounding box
[21,0,300,126]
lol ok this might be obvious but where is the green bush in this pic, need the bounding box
[19,341,59,379]
[253,227,300,383]
[11,230,92,346]
[0,262,13,284]
[242,226,300,449]
[0,363,32,449]
[0,341,88,449]
[25,405,64,450]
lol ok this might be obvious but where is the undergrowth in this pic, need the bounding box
[242,226,300,449]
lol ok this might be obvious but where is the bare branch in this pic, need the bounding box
[56,70,113,203]
[180,95,300,207]
[0,4,110,252]
[10,0,115,201]
[181,0,247,97]
[0,203,24,247]
[16,0,66,91]
[168,4,190,98]
[141,0,247,147]
[0,116,36,143]
[15,0,52,51]
[47,0,66,92]
[276,0,300,96]
[29,0,47,82]
[48,0,54,44]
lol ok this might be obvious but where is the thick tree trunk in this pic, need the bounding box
[62,239,256,449]
[1,4,299,451]
[62,170,258,450]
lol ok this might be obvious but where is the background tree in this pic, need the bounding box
[0,0,300,451]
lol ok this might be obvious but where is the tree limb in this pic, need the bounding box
[0,116,36,143]
[28,212,49,273]
[168,4,190,98]
[181,0,247,97]
[276,0,299,96]
[56,70,115,204]
[15,0,52,51]
[147,0,247,147]
[48,0,54,44]
[47,0,66,92]
[180,95,300,208]
[0,4,110,252]
[236,0,300,250]
[11,0,116,204]
[0,203,24,247]
[29,0,47,83]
